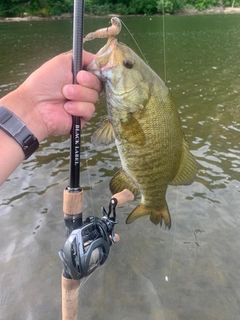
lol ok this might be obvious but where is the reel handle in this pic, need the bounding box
[112,189,135,205]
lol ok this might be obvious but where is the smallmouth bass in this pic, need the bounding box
[86,35,197,229]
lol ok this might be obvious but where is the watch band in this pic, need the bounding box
[0,105,39,159]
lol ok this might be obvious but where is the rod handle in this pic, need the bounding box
[63,189,83,216]
[62,275,80,320]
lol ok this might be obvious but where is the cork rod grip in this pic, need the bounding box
[63,189,83,216]
[62,276,80,320]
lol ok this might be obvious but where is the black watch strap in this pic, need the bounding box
[0,105,39,159]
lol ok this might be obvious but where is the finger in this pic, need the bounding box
[77,70,102,92]
[112,189,135,205]
[82,50,96,66]
[114,234,120,243]
[62,84,99,103]
[109,233,120,243]
[60,51,95,72]
[64,101,95,123]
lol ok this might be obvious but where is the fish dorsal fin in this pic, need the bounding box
[91,116,115,146]
[110,168,139,197]
[170,139,197,186]
[119,114,146,146]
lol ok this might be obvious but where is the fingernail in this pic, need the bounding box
[79,70,90,84]
[63,85,74,97]
[64,101,73,112]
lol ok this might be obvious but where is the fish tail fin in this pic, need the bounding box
[126,203,171,229]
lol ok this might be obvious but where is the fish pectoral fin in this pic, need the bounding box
[110,168,139,197]
[126,203,171,229]
[120,115,146,146]
[91,116,115,146]
[170,139,198,186]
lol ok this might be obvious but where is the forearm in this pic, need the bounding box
[0,129,25,185]
[0,88,46,186]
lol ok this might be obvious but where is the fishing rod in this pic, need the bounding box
[60,1,85,318]
[59,2,128,319]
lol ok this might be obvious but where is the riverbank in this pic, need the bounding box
[0,7,240,22]
[176,6,240,15]
[0,13,73,22]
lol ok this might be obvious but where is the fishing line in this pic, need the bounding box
[119,12,167,81]
[162,0,167,82]
[166,187,179,282]
[119,19,149,65]
[81,132,95,217]
[161,0,179,282]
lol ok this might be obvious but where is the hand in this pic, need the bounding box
[0,51,102,185]
[1,51,102,142]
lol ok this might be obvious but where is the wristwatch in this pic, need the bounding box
[0,105,39,159]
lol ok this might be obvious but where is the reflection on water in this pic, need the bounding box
[0,15,240,320]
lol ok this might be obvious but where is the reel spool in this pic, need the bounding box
[59,198,118,279]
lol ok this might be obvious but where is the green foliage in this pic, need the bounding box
[0,0,73,17]
[0,0,31,17]
[47,0,73,16]
[157,0,184,14]
[194,0,217,10]
[127,0,158,14]
[114,3,130,15]
[1,0,240,17]
[85,0,112,15]
[223,0,240,5]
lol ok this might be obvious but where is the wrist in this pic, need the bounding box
[0,86,48,142]
[0,106,39,159]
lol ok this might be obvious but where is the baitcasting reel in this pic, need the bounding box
[59,198,118,280]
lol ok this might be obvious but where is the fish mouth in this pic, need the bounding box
[86,37,137,95]
[86,38,118,75]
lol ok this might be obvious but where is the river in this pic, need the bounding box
[0,14,240,320]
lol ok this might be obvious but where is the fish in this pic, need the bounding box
[86,36,197,229]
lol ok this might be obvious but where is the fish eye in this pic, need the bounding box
[123,60,134,69]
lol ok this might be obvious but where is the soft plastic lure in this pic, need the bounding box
[83,17,121,42]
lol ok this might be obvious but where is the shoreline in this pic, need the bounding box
[0,7,240,22]
[176,6,240,15]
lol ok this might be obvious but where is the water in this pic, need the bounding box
[0,15,240,320]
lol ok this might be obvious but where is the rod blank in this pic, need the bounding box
[69,0,84,189]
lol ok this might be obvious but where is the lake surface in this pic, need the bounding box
[0,14,240,320]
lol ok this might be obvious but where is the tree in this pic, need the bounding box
[1,0,240,17]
